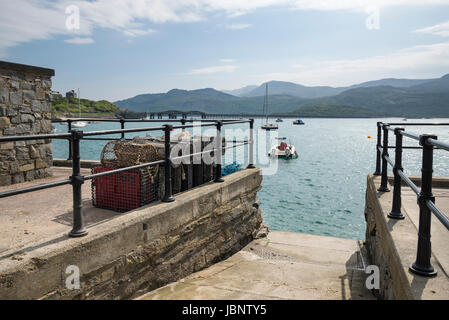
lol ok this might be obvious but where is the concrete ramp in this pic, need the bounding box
[137,231,376,300]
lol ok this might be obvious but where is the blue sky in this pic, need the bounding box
[2,1,449,101]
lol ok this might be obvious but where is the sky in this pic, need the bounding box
[1,0,449,101]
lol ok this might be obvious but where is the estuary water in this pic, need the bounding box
[52,118,449,240]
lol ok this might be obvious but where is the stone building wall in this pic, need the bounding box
[0,61,55,186]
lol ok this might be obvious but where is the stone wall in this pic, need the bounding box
[0,168,263,299]
[0,61,54,186]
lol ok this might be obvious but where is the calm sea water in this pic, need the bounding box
[52,118,449,240]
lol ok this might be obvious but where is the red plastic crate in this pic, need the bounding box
[92,166,155,212]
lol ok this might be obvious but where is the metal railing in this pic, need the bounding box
[374,121,449,277]
[0,118,255,237]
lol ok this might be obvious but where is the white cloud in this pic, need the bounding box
[414,20,449,37]
[1,0,449,57]
[123,28,156,37]
[64,37,94,44]
[191,65,238,74]
[224,23,252,30]
[220,59,235,63]
[256,42,449,86]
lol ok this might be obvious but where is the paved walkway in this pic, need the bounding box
[401,186,449,278]
[137,231,376,300]
[0,167,121,258]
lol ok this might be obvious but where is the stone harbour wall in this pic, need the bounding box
[0,168,263,300]
[0,61,55,186]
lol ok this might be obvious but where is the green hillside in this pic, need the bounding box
[290,105,387,117]
[52,96,120,115]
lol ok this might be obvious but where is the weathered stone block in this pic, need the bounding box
[0,105,6,116]
[0,142,14,150]
[19,106,32,114]
[16,147,30,160]
[0,174,12,186]
[31,100,41,112]
[30,145,38,158]
[35,158,48,169]
[0,116,10,129]
[19,163,34,172]
[10,115,21,124]
[21,81,32,90]
[10,80,20,89]
[0,88,8,103]
[21,114,35,123]
[7,107,18,116]
[10,91,22,105]
[16,123,31,134]
[41,79,51,88]
[4,127,16,135]
[23,90,35,101]
[12,174,24,184]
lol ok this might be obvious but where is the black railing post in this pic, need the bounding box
[247,119,255,169]
[67,120,73,160]
[120,118,125,140]
[69,130,88,237]
[378,124,390,192]
[214,121,224,182]
[388,127,405,219]
[233,137,236,163]
[374,122,382,175]
[410,134,438,277]
[181,118,186,132]
[162,124,174,202]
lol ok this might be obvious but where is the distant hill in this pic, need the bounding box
[290,105,387,117]
[223,85,258,96]
[241,80,344,98]
[406,74,449,92]
[348,78,435,89]
[114,73,449,118]
[300,86,449,117]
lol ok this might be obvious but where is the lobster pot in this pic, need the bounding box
[91,166,159,212]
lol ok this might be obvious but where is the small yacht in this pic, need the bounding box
[261,123,278,130]
[293,119,305,125]
[268,138,298,159]
[71,88,87,128]
[261,84,278,131]
[276,118,283,122]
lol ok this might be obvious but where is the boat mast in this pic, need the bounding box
[263,83,268,124]
[78,88,80,118]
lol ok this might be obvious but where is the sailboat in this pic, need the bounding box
[261,84,278,130]
[72,88,87,128]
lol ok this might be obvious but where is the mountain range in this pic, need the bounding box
[114,74,449,117]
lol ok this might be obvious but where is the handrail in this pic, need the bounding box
[374,121,449,278]
[0,118,256,238]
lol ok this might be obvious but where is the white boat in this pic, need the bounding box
[72,121,87,128]
[268,139,298,159]
[261,84,278,130]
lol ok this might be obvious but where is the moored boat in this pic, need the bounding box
[293,119,305,125]
[268,139,298,159]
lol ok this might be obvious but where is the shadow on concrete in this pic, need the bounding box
[0,234,69,262]
[51,199,122,227]
[409,270,429,299]
[339,251,376,300]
